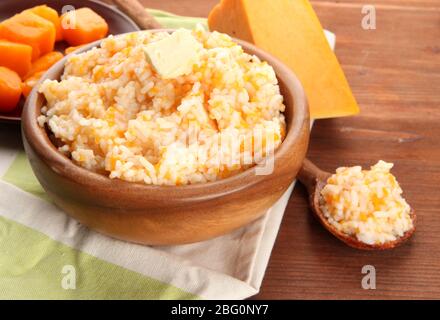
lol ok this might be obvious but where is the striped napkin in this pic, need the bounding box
[0,9,335,300]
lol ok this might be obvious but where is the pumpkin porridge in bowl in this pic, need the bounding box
[37,26,286,186]
[22,26,309,244]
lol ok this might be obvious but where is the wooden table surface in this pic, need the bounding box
[136,0,440,299]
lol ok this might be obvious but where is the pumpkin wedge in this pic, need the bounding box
[208,0,360,119]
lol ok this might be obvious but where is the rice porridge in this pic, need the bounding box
[38,26,286,186]
[320,161,413,245]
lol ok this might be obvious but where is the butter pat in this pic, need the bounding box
[144,29,202,79]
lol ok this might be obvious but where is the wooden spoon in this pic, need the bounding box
[297,158,416,250]
[112,0,162,29]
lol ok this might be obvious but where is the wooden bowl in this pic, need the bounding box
[22,31,310,245]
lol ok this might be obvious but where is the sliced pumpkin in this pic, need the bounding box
[25,5,63,41]
[24,51,64,79]
[0,11,56,60]
[0,67,22,112]
[0,40,33,78]
[61,8,108,46]
[22,71,45,98]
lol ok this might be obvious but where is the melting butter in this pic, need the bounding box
[144,29,202,79]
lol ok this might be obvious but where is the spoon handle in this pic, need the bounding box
[297,158,330,193]
[112,0,163,30]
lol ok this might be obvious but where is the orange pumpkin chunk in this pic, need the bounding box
[22,71,45,98]
[0,67,22,112]
[61,8,109,46]
[0,40,33,78]
[25,5,63,41]
[24,51,64,79]
[0,11,56,60]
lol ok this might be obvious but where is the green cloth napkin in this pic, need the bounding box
[147,8,208,29]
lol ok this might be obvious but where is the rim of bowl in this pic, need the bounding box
[22,30,309,201]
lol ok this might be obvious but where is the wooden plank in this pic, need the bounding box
[255,1,440,300]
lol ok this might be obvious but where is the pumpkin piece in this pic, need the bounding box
[0,40,33,78]
[61,8,108,46]
[65,45,85,55]
[25,5,63,41]
[0,11,56,60]
[208,0,360,119]
[24,51,64,79]
[0,67,22,112]
[22,71,45,98]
